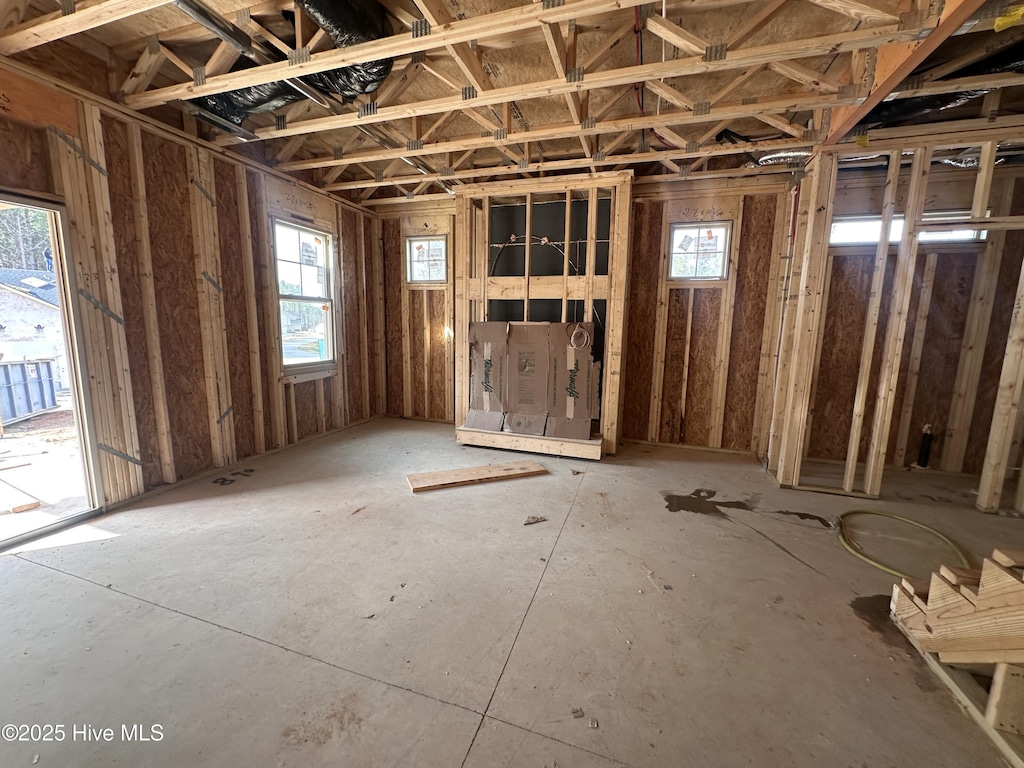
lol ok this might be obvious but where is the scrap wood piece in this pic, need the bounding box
[524,515,547,525]
[994,549,1024,569]
[407,460,548,493]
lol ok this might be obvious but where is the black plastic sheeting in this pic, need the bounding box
[860,42,1024,129]
[190,0,392,126]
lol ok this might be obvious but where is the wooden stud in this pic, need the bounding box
[357,212,371,420]
[711,198,743,448]
[332,204,346,429]
[253,176,287,449]
[863,146,933,497]
[315,377,326,433]
[601,179,633,455]
[648,203,671,441]
[843,151,900,492]
[454,194,472,427]
[775,153,838,487]
[767,184,801,471]
[943,146,1009,472]
[234,165,266,454]
[987,664,1024,736]
[894,252,938,467]
[751,191,790,456]
[802,250,833,459]
[83,105,144,500]
[127,123,175,484]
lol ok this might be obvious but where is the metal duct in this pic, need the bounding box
[186,0,393,126]
[859,41,1024,129]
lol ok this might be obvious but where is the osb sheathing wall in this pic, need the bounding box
[623,183,788,453]
[379,180,787,456]
[381,211,454,423]
[0,67,384,506]
[807,169,1024,474]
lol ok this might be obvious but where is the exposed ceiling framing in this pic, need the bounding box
[2,0,1023,199]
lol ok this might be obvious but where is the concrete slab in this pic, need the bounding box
[3,418,1024,767]
[0,553,481,767]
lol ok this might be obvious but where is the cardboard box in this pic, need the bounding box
[503,323,550,435]
[546,322,597,439]
[465,322,508,430]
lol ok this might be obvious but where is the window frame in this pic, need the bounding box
[829,210,989,246]
[405,234,449,284]
[271,216,337,374]
[666,220,733,283]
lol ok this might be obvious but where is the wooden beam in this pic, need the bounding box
[768,60,842,93]
[645,78,694,111]
[775,153,838,486]
[943,149,1008,473]
[757,112,804,137]
[132,10,923,112]
[644,15,707,56]
[0,0,173,55]
[842,150,899,492]
[204,40,240,78]
[805,0,898,24]
[582,19,635,73]
[863,146,933,496]
[413,0,493,93]
[708,65,763,105]
[126,123,175,485]
[119,37,164,97]
[278,89,852,163]
[407,459,549,492]
[921,26,1024,82]
[825,0,990,143]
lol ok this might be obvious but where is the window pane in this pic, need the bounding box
[278,260,302,296]
[279,300,331,366]
[830,212,984,245]
[300,263,327,297]
[669,223,729,279]
[275,224,300,263]
[407,236,447,282]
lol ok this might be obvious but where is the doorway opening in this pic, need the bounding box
[0,195,97,546]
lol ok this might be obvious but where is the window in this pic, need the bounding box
[668,222,732,280]
[273,219,334,369]
[406,235,447,283]
[829,211,987,245]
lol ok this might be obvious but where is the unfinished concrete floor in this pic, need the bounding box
[2,418,1023,767]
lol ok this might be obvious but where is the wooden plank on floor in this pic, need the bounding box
[407,459,549,492]
[0,477,40,513]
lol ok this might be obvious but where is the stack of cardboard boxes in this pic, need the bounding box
[464,321,600,441]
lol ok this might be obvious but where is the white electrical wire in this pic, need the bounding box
[569,322,590,349]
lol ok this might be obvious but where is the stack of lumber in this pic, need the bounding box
[891,548,1024,765]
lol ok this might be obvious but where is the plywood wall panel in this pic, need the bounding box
[903,253,975,466]
[408,289,427,419]
[659,288,689,443]
[622,201,662,439]
[214,158,255,460]
[427,289,447,420]
[806,253,871,461]
[723,194,774,450]
[682,288,720,446]
[965,179,1024,473]
[142,130,212,480]
[0,116,51,194]
[383,219,404,415]
[102,116,161,489]
[295,381,318,439]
